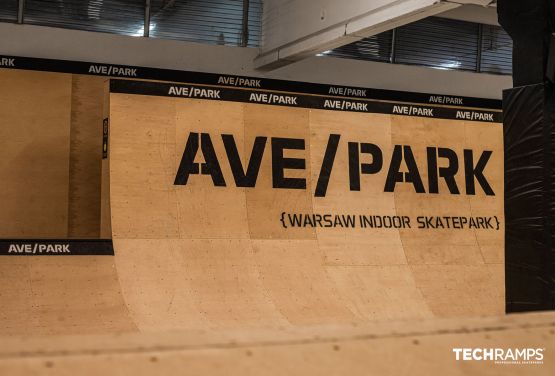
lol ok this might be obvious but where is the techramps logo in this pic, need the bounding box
[453,348,545,365]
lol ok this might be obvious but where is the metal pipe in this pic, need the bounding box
[144,0,151,37]
[17,0,25,24]
[476,23,483,73]
[390,28,397,64]
[240,0,250,47]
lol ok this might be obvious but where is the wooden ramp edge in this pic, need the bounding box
[0,312,553,375]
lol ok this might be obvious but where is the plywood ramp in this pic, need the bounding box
[108,93,504,331]
[0,70,134,335]
[0,69,504,336]
[0,312,552,375]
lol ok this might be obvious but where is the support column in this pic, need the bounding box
[499,0,555,311]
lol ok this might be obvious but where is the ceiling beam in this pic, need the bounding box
[254,0,495,71]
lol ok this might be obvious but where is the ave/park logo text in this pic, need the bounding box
[88,64,137,77]
[8,243,70,254]
[0,58,15,67]
[174,132,495,198]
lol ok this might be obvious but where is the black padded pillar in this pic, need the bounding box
[504,83,555,312]
[499,0,555,313]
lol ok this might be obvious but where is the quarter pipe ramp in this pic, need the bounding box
[0,63,504,335]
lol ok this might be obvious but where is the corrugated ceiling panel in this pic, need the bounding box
[325,16,512,76]
[149,0,261,47]
[0,0,17,22]
[0,3,512,66]
[481,24,512,75]
[19,0,262,46]
[395,17,479,71]
[327,31,393,63]
[24,0,145,36]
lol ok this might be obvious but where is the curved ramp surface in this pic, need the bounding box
[106,81,504,331]
[0,69,504,336]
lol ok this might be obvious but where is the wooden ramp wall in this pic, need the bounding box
[0,70,133,335]
[0,70,108,238]
[107,83,504,331]
[0,66,504,336]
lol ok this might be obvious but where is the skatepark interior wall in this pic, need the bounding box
[0,58,506,335]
